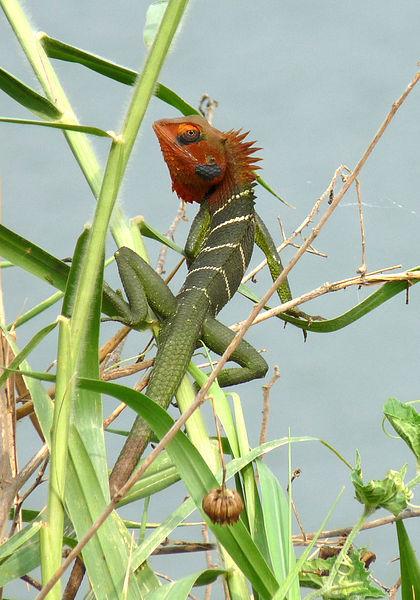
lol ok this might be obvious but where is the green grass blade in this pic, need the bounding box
[0,223,69,290]
[79,378,279,598]
[396,520,420,600]
[138,218,185,254]
[0,520,42,561]
[40,33,199,116]
[0,321,57,389]
[145,569,226,599]
[256,175,294,208]
[7,290,63,329]
[231,393,257,536]
[0,532,41,587]
[0,116,114,137]
[0,66,61,118]
[118,451,180,506]
[257,461,295,585]
[41,231,89,595]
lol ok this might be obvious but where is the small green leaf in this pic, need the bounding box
[384,398,420,462]
[0,67,62,119]
[145,568,226,599]
[0,321,57,389]
[351,453,412,516]
[301,550,385,598]
[137,217,184,255]
[396,520,420,600]
[256,175,294,208]
[144,1,168,48]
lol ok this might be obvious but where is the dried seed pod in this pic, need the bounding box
[360,550,376,569]
[202,486,244,525]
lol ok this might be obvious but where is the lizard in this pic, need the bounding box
[108,115,308,492]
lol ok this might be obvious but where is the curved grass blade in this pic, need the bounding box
[0,116,114,137]
[239,265,420,333]
[79,378,279,599]
[0,321,57,389]
[40,34,198,116]
[257,461,298,594]
[7,290,63,330]
[256,175,294,208]
[118,451,180,506]
[0,532,41,587]
[145,568,226,600]
[138,217,185,254]
[0,224,131,318]
[0,520,42,561]
[0,67,62,118]
[0,223,69,291]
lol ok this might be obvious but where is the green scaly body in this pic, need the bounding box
[147,186,256,404]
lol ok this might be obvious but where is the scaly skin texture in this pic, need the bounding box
[110,116,261,492]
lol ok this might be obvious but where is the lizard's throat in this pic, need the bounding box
[205,168,253,209]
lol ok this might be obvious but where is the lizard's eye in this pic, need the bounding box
[177,124,201,145]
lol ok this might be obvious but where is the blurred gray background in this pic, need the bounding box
[1,1,419,597]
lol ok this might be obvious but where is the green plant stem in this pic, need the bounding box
[0,0,136,250]
[40,317,73,597]
[35,2,189,597]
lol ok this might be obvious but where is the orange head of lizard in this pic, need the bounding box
[153,115,261,205]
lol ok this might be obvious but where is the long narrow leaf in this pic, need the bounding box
[257,461,296,584]
[0,66,61,118]
[40,33,199,116]
[0,116,114,137]
[0,321,57,389]
[396,520,420,600]
[145,569,226,599]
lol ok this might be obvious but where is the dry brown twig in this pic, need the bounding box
[156,199,187,275]
[231,263,412,331]
[199,94,219,126]
[259,366,281,448]
[292,507,420,546]
[36,71,420,600]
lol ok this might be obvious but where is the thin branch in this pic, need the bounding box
[199,94,219,125]
[231,265,417,331]
[36,71,420,600]
[355,177,367,275]
[292,508,420,545]
[156,200,187,275]
[259,366,280,448]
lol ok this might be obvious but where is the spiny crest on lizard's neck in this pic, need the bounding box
[153,115,261,207]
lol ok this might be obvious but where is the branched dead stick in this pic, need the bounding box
[35,71,420,600]
[156,200,187,275]
[292,507,420,545]
[354,177,367,275]
[259,366,280,448]
[231,265,417,330]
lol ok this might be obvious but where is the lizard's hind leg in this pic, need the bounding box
[201,316,268,387]
[106,246,178,327]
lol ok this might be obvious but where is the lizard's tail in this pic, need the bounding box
[109,292,210,493]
